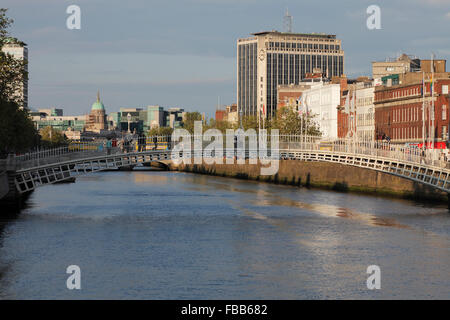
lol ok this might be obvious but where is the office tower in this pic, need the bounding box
[237,31,344,118]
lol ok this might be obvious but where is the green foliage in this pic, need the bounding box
[39,126,68,148]
[0,52,28,106]
[241,115,259,131]
[0,8,12,40]
[0,8,28,107]
[272,107,321,136]
[206,107,321,136]
[0,98,38,156]
[0,9,37,157]
[182,112,202,133]
[147,126,173,137]
[303,115,322,136]
[272,107,299,134]
[204,118,235,133]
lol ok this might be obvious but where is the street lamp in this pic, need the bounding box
[127,113,131,134]
[239,108,243,130]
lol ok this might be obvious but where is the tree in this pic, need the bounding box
[205,118,235,133]
[147,126,173,137]
[0,98,38,156]
[302,114,322,136]
[0,8,37,157]
[182,112,202,133]
[0,9,28,107]
[272,107,300,135]
[272,107,321,136]
[0,8,12,39]
[39,126,68,148]
[241,115,259,131]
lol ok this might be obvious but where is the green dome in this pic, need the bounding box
[91,91,105,111]
[91,101,105,111]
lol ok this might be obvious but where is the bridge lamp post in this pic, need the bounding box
[127,113,131,134]
[239,108,243,130]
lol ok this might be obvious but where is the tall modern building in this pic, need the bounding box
[1,37,28,109]
[237,31,344,118]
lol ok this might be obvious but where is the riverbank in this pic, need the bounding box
[171,160,448,203]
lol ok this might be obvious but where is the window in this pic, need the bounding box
[443,126,448,140]
[443,85,449,95]
[442,105,447,120]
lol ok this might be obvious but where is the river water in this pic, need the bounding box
[0,169,449,299]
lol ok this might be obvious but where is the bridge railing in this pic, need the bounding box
[9,134,450,170]
[11,142,114,170]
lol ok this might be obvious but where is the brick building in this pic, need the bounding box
[215,104,238,125]
[374,77,450,147]
[215,109,227,122]
[276,84,311,112]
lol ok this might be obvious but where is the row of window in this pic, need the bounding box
[392,126,448,141]
[393,127,420,140]
[238,43,257,116]
[391,105,448,123]
[267,42,340,51]
[356,130,374,140]
[378,85,449,101]
[356,97,373,106]
[393,106,421,123]
[392,87,421,99]
[266,53,344,115]
[356,113,374,127]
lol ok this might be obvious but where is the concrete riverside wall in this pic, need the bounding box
[171,160,447,202]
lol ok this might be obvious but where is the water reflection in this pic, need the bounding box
[0,171,449,299]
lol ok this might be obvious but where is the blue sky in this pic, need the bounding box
[3,0,450,117]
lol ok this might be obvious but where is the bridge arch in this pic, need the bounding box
[5,136,450,202]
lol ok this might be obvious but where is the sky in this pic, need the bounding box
[2,0,450,118]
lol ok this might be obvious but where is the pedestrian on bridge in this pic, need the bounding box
[118,138,124,153]
[138,133,145,152]
[106,139,112,155]
[153,136,158,150]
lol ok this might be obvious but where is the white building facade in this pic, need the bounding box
[302,83,341,139]
[355,83,375,142]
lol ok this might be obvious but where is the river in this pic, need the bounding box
[0,169,449,299]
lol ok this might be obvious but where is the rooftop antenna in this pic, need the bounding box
[283,8,293,33]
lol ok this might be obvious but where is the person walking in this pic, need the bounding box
[124,138,129,153]
[153,136,158,150]
[421,147,426,164]
[106,138,112,155]
[139,133,145,152]
[118,138,124,153]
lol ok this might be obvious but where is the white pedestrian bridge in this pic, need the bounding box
[2,135,450,195]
